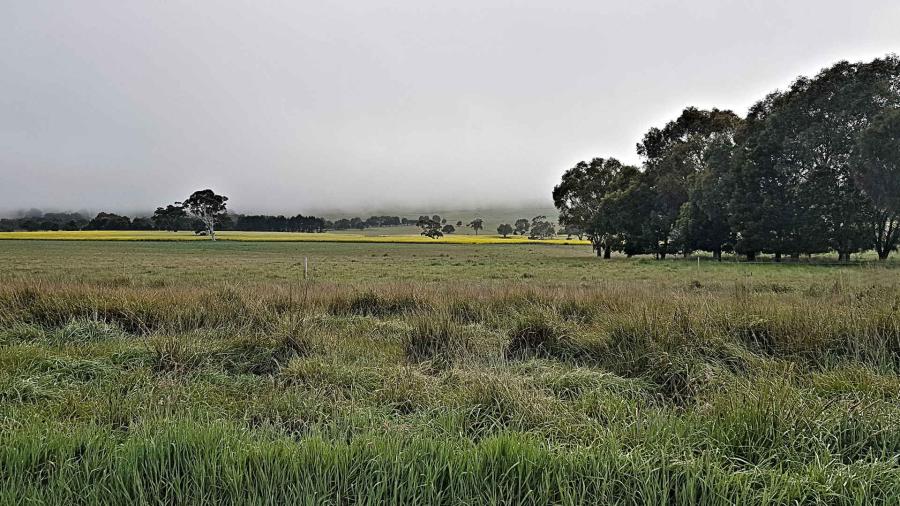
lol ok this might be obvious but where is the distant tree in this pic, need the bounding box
[38,220,59,231]
[528,216,556,239]
[562,224,584,240]
[177,189,228,241]
[854,108,900,260]
[84,212,132,230]
[417,215,443,239]
[43,212,88,229]
[216,213,235,231]
[432,215,442,224]
[497,223,513,238]
[467,218,484,235]
[553,157,643,257]
[152,205,188,232]
[513,218,530,236]
[456,220,462,227]
[130,217,154,230]
[61,220,83,231]
[349,217,366,230]
[363,216,402,228]
[441,224,456,234]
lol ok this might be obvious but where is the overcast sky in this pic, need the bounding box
[2,1,899,216]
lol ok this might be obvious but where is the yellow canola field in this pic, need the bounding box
[0,230,590,246]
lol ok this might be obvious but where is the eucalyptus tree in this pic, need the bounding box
[553,157,642,258]
[466,218,484,235]
[178,189,228,241]
[732,56,899,261]
[637,107,742,259]
[854,108,900,259]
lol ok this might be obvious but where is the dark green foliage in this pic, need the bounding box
[554,55,900,261]
[637,107,743,259]
[731,56,900,261]
[467,218,484,235]
[553,157,643,257]
[177,189,229,241]
[84,212,133,231]
[151,205,189,232]
[527,216,556,240]
[854,108,900,259]
[514,218,530,236]
[417,215,444,239]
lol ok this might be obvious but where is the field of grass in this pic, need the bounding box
[1,239,899,504]
[0,229,589,245]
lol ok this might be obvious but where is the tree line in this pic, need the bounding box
[2,194,542,240]
[554,55,900,261]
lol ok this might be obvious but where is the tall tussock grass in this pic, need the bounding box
[328,290,429,317]
[506,307,583,360]
[2,271,900,503]
[403,312,472,368]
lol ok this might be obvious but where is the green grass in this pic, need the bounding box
[0,240,899,504]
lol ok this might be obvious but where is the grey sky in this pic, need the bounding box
[2,1,899,216]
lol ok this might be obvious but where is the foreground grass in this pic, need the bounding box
[0,241,899,504]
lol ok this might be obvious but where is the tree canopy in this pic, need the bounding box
[178,189,229,241]
[553,55,900,261]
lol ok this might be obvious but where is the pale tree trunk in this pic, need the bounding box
[875,213,898,261]
[203,215,216,241]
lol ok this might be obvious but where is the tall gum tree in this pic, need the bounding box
[637,107,742,259]
[732,56,900,261]
[178,189,229,241]
[854,108,900,259]
[553,157,641,258]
